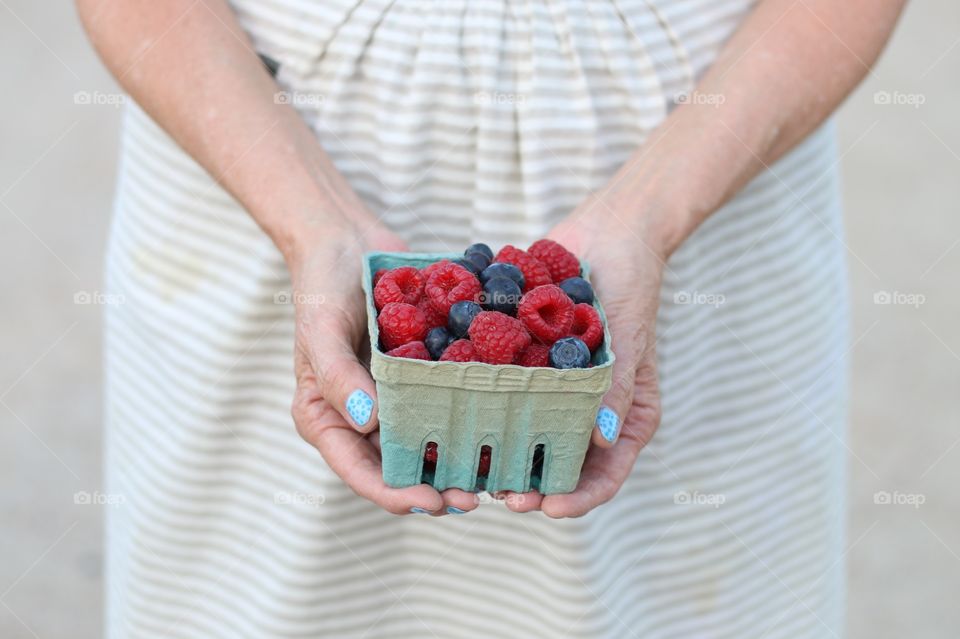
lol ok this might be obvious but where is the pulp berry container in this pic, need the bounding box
[363,252,615,495]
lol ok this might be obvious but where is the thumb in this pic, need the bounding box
[591,299,652,448]
[306,328,380,433]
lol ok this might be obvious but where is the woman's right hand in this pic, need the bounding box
[287,221,480,516]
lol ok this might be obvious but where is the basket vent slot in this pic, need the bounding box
[420,441,438,486]
[529,444,546,492]
[475,445,492,491]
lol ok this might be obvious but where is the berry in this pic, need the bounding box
[462,251,491,273]
[385,341,431,360]
[493,245,552,292]
[425,262,482,315]
[468,311,532,365]
[374,266,424,310]
[377,302,428,350]
[548,337,591,369]
[373,268,388,286]
[424,441,438,464]
[515,343,550,367]
[477,447,491,475]
[480,262,525,290]
[439,339,478,362]
[448,300,482,338]
[559,276,594,305]
[528,239,580,282]
[420,259,452,281]
[569,303,604,352]
[417,297,447,329]
[517,284,575,344]
[480,276,522,315]
[453,257,481,276]
[465,243,494,261]
[425,327,454,360]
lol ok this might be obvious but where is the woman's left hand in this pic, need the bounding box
[500,201,667,517]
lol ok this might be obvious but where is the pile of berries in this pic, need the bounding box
[372,240,603,369]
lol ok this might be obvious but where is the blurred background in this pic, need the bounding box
[2,1,958,637]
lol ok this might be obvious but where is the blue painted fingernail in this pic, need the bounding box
[446,506,466,514]
[596,406,620,442]
[346,389,374,428]
[410,507,432,514]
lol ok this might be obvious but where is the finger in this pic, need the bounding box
[440,488,480,515]
[540,439,637,518]
[303,330,380,434]
[500,490,543,513]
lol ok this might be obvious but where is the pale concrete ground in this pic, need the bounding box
[1,2,957,637]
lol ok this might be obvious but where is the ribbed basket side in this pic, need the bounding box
[364,251,614,495]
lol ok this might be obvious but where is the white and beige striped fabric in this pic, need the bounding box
[104,0,849,636]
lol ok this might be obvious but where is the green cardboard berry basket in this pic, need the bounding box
[363,251,615,494]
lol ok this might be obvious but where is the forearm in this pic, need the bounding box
[605,0,906,256]
[76,0,368,260]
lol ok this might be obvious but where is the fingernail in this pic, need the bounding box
[446,506,466,514]
[346,389,374,428]
[596,406,620,442]
[410,507,432,514]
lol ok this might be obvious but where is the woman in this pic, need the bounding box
[79,0,903,636]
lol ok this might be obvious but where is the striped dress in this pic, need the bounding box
[104,0,849,636]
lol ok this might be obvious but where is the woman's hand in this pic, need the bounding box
[498,202,666,517]
[287,221,481,516]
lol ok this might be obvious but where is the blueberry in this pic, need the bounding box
[447,300,482,338]
[425,327,454,360]
[480,277,522,315]
[480,262,525,290]
[462,251,490,273]
[549,337,591,369]
[559,277,595,305]
[453,258,482,276]
[465,243,494,261]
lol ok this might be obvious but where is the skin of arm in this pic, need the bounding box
[520,0,908,517]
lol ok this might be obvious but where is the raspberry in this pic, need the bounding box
[493,245,552,292]
[515,343,550,367]
[385,341,431,360]
[418,297,447,329]
[425,262,482,315]
[439,339,478,362]
[528,239,580,283]
[374,266,424,310]
[424,441,438,464]
[569,303,604,352]
[468,311,532,365]
[421,259,452,281]
[517,284,574,345]
[373,268,388,286]
[477,446,491,476]
[377,302,428,350]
